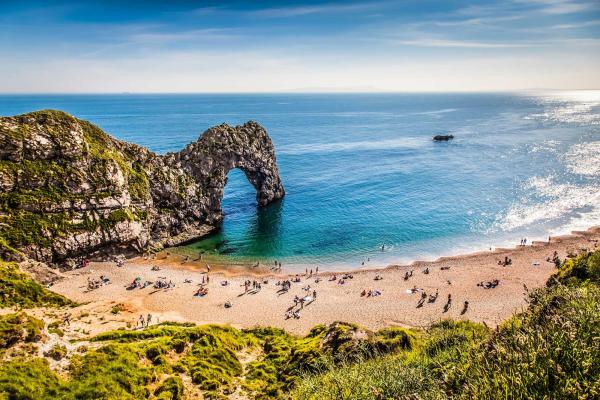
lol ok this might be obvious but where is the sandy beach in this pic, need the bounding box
[49,227,600,336]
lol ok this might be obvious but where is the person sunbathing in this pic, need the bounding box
[428,290,438,303]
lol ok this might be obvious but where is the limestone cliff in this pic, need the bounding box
[0,110,284,265]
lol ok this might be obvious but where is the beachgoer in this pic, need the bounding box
[461,301,469,315]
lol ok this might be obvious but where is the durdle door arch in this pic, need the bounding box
[0,111,285,264]
[175,121,286,217]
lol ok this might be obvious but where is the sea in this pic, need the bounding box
[1,91,599,270]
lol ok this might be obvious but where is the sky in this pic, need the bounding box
[0,0,599,93]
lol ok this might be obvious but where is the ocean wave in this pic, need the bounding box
[494,175,600,232]
[412,108,458,116]
[278,137,425,155]
[563,141,600,176]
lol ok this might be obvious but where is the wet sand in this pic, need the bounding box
[49,227,600,335]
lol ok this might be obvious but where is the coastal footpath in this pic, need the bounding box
[0,110,284,265]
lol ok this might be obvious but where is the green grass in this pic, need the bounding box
[0,313,44,349]
[293,250,600,400]
[0,261,73,308]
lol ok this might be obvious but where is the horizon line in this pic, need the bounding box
[1,88,599,96]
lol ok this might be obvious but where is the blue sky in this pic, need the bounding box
[1,0,599,92]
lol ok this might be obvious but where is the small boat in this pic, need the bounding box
[433,134,454,141]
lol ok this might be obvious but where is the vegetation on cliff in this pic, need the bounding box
[0,110,285,264]
[1,247,598,400]
[0,251,597,399]
[0,110,152,262]
[0,319,415,400]
[0,260,72,307]
[293,250,600,400]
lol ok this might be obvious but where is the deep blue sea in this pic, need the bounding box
[1,92,599,269]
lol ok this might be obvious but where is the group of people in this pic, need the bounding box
[520,237,528,246]
[361,288,381,297]
[243,279,262,293]
[547,250,561,266]
[87,275,110,290]
[75,258,90,269]
[127,277,151,290]
[499,256,513,266]
[137,313,153,328]
[276,280,292,291]
[154,279,174,289]
[478,279,500,289]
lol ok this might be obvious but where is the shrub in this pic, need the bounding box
[154,376,184,400]
[0,312,44,348]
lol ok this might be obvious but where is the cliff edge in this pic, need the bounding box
[0,110,284,265]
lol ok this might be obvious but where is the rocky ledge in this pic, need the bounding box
[0,110,284,265]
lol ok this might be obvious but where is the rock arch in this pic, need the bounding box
[175,121,285,223]
[0,111,285,263]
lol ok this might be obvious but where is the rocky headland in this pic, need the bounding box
[0,110,284,266]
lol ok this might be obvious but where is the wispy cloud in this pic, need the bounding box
[393,39,534,48]
[519,0,596,15]
[433,15,524,27]
[551,19,600,29]
[249,1,384,18]
[128,29,238,45]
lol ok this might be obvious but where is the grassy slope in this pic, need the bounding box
[0,260,73,308]
[293,250,600,400]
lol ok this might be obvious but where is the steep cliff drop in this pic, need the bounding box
[0,110,284,265]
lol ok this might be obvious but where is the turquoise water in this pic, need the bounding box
[1,92,599,269]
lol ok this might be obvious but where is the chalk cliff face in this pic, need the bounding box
[0,110,284,265]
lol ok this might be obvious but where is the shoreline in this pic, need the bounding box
[143,225,600,277]
[47,226,600,335]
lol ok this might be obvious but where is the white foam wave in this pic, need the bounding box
[412,108,458,116]
[563,141,600,176]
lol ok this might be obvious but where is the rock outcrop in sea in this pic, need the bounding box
[0,110,284,265]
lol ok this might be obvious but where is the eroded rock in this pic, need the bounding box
[0,110,284,265]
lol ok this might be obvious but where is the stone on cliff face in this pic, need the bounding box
[0,110,285,265]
